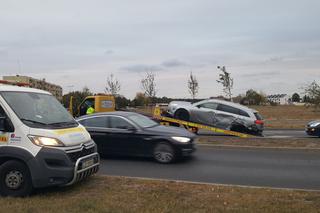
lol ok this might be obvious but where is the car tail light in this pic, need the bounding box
[255,120,264,125]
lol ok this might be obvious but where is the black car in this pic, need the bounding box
[306,120,320,137]
[76,111,196,163]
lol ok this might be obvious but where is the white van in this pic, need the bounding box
[0,85,99,196]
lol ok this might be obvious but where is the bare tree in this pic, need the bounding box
[304,81,320,109]
[217,66,233,101]
[141,72,156,101]
[105,73,121,95]
[187,72,199,100]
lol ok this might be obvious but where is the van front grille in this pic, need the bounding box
[67,147,95,162]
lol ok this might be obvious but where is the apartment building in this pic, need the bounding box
[2,75,63,101]
[267,94,290,105]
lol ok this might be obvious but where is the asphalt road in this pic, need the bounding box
[99,145,320,190]
[263,129,310,138]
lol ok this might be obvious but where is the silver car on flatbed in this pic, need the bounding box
[167,99,264,135]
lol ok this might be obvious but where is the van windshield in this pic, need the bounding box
[0,91,78,129]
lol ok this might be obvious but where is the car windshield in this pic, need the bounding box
[127,114,158,128]
[0,91,78,129]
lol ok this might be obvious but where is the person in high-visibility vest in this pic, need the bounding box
[86,104,95,115]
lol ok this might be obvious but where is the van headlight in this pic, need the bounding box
[171,136,191,143]
[28,135,65,147]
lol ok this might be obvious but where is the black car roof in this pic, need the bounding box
[77,111,143,120]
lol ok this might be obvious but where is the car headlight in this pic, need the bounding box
[28,135,65,147]
[310,122,320,127]
[171,136,191,143]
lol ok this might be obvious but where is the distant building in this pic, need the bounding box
[267,94,290,105]
[2,75,63,101]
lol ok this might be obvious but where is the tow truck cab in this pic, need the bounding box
[0,85,99,196]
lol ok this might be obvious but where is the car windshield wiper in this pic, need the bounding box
[48,121,77,126]
[20,118,48,126]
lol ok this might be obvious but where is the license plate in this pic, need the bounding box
[82,158,94,169]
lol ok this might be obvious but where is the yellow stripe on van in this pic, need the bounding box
[53,127,85,135]
[0,136,8,142]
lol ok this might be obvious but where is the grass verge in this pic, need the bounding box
[1,176,320,213]
[197,136,320,149]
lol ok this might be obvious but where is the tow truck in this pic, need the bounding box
[69,94,115,117]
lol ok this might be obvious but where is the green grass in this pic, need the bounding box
[1,176,320,213]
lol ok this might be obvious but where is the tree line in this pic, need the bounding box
[62,69,320,110]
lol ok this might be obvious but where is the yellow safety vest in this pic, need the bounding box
[86,107,95,115]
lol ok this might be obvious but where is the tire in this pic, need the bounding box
[230,123,247,134]
[0,160,33,197]
[174,109,190,121]
[153,142,176,164]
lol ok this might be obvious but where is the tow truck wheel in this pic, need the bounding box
[153,142,176,164]
[0,160,33,197]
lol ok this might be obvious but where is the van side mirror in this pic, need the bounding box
[0,117,14,132]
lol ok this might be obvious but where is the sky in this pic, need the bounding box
[0,0,320,99]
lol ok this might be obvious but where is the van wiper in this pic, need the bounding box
[48,121,77,126]
[20,118,48,126]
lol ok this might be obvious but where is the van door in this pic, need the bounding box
[0,105,12,146]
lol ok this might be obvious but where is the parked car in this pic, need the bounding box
[306,120,320,137]
[167,99,264,135]
[76,112,196,163]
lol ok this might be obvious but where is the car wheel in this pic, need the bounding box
[153,142,176,164]
[230,123,247,133]
[0,160,33,197]
[174,109,190,121]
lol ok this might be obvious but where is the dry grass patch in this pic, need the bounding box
[1,176,320,213]
[197,136,320,149]
[253,105,320,129]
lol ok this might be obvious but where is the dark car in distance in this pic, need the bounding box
[76,111,196,163]
[306,120,320,137]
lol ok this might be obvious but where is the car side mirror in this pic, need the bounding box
[0,117,14,132]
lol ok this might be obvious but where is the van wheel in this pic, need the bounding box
[153,142,176,164]
[0,160,33,197]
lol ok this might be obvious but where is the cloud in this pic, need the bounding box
[121,64,163,73]
[104,50,114,55]
[241,71,280,78]
[267,56,284,63]
[161,59,187,68]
